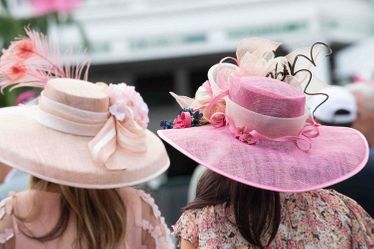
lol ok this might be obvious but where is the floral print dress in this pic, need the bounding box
[174,189,374,248]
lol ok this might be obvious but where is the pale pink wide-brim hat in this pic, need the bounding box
[0,79,170,189]
[158,64,369,192]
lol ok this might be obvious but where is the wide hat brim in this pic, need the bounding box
[158,125,369,192]
[0,106,170,189]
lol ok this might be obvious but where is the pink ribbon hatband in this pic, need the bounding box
[231,119,319,152]
[206,90,319,152]
[37,93,146,170]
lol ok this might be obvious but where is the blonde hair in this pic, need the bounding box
[17,176,127,249]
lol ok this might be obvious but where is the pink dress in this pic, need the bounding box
[174,189,374,248]
[0,188,174,249]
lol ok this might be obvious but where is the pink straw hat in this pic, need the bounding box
[158,38,369,192]
[0,29,169,189]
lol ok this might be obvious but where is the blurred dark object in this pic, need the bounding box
[136,73,174,106]
[331,149,374,217]
[306,84,374,216]
[145,176,190,226]
[164,142,198,176]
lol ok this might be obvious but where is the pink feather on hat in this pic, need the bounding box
[0,27,90,91]
[0,28,170,188]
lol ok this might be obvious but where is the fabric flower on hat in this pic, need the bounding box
[195,81,226,122]
[202,98,226,123]
[236,38,282,77]
[209,112,226,128]
[169,80,212,112]
[169,80,226,124]
[107,83,149,129]
[173,111,192,129]
[160,38,331,131]
[235,127,259,145]
[160,108,203,129]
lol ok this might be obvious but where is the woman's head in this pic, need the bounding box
[186,170,281,248]
[22,176,127,249]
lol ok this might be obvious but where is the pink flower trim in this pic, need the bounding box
[0,229,14,244]
[232,121,318,152]
[234,127,259,145]
[173,111,192,129]
[0,196,14,244]
[140,220,165,249]
[107,83,149,129]
[209,112,226,128]
[137,190,174,249]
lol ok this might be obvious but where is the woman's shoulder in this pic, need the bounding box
[173,204,226,235]
[117,187,168,228]
[117,188,174,249]
[283,188,373,227]
[117,187,160,212]
[174,204,219,229]
[279,189,374,247]
[284,188,370,212]
[173,204,242,248]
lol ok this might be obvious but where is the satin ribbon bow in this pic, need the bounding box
[88,116,146,170]
[88,83,147,170]
[37,83,147,170]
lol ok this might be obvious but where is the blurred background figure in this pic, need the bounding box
[307,85,357,127]
[1,0,374,226]
[0,91,37,199]
[348,82,374,148]
[308,83,374,216]
[332,82,374,216]
[0,163,29,199]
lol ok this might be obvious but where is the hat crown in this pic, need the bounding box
[229,76,306,118]
[43,78,109,113]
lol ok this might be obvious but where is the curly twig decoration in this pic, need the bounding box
[267,42,332,119]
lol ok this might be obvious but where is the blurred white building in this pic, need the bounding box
[3,0,373,63]
[1,0,374,128]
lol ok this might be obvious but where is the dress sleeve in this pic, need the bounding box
[136,190,174,249]
[0,196,15,249]
[173,209,199,248]
[334,191,374,248]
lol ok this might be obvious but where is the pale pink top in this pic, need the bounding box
[0,188,173,249]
